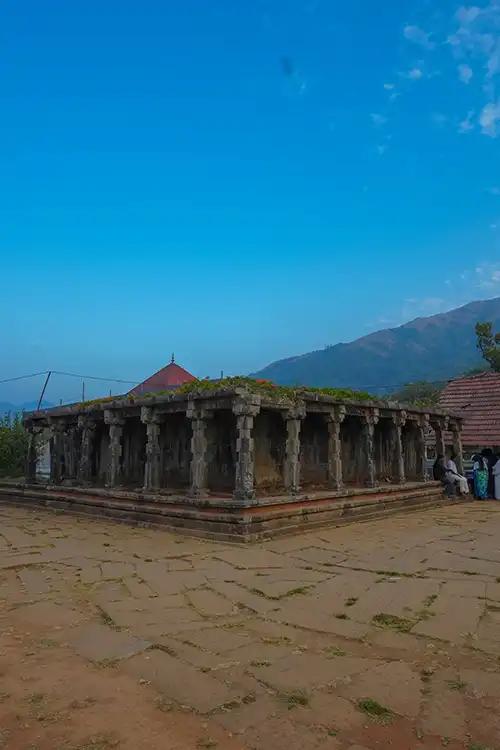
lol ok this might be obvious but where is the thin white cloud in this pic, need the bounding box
[458,109,475,133]
[480,100,500,136]
[458,63,473,83]
[376,144,388,156]
[488,186,500,195]
[370,113,388,126]
[475,262,500,288]
[403,25,435,49]
[403,67,424,80]
[456,6,482,26]
[383,83,395,90]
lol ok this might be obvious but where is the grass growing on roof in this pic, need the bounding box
[177,376,374,402]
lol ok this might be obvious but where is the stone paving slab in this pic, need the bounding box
[122,649,245,713]
[69,622,151,662]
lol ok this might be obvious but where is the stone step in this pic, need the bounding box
[0,482,468,543]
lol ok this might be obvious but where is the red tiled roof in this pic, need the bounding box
[129,360,196,395]
[439,371,500,447]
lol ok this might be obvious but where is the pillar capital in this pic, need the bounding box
[391,410,407,427]
[77,415,97,431]
[232,397,260,418]
[186,401,214,421]
[323,405,346,424]
[430,415,448,431]
[140,406,163,425]
[104,410,125,426]
[361,408,379,427]
[283,403,306,421]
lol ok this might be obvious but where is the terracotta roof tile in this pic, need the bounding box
[439,371,500,447]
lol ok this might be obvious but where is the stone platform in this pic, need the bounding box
[0,480,461,542]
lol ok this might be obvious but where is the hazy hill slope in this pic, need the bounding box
[252,298,500,393]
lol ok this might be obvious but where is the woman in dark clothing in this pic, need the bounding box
[482,448,496,498]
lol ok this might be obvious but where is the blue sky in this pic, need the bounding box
[2,0,500,403]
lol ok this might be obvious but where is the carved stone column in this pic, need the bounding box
[62,424,78,481]
[141,407,162,492]
[392,411,407,484]
[104,411,125,487]
[416,414,429,482]
[432,417,447,458]
[325,405,345,491]
[233,397,260,505]
[450,420,464,475]
[26,424,43,483]
[78,416,96,485]
[283,405,305,495]
[48,420,65,484]
[187,403,212,497]
[361,409,379,488]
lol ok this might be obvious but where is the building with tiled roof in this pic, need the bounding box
[129,356,196,396]
[439,371,500,452]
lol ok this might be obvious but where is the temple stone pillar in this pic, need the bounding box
[325,406,345,490]
[233,398,260,505]
[416,415,429,482]
[283,405,305,494]
[26,424,43,483]
[78,416,96,485]
[392,411,407,484]
[432,417,447,458]
[48,421,65,484]
[62,424,78,481]
[104,411,124,487]
[141,407,162,492]
[187,403,211,497]
[361,409,379,488]
[450,420,464,475]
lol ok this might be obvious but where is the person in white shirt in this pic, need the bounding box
[446,453,469,495]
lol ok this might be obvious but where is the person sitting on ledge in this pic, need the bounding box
[433,454,456,498]
[446,452,469,495]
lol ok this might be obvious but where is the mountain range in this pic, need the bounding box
[252,297,500,394]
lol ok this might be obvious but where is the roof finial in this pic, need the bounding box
[171,352,175,364]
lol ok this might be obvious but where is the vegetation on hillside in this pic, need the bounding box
[475,321,500,372]
[0,414,29,478]
[390,381,444,407]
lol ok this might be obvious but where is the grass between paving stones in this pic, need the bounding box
[64,732,120,750]
[345,597,358,607]
[423,594,437,607]
[95,604,120,631]
[197,738,218,749]
[357,698,394,724]
[447,679,467,691]
[249,585,311,600]
[372,613,415,632]
[324,646,347,658]
[468,744,493,750]
[279,689,310,710]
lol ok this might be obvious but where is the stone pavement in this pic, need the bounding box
[1,502,500,749]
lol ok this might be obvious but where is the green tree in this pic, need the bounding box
[0,413,29,478]
[391,381,444,407]
[475,321,500,372]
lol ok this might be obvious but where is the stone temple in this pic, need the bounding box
[1,361,465,541]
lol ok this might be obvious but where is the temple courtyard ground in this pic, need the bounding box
[1,503,500,750]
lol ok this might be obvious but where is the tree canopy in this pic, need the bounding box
[475,321,500,372]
